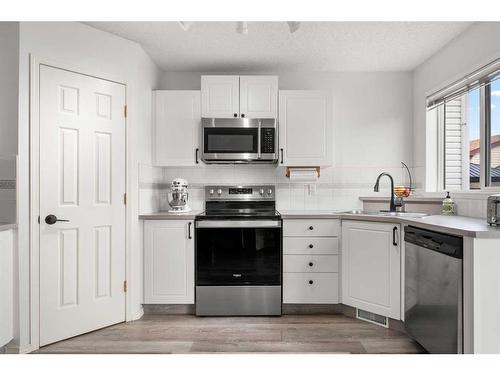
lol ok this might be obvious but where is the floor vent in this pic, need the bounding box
[356,309,388,328]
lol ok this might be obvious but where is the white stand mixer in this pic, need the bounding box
[168,178,191,213]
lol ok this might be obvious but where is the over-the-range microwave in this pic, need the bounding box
[201,118,278,164]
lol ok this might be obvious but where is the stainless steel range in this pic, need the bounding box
[195,185,282,316]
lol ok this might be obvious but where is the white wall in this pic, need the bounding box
[150,71,414,211]
[16,22,161,350]
[412,22,500,191]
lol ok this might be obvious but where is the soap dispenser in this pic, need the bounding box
[442,191,455,216]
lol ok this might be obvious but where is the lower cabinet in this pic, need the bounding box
[144,220,194,304]
[0,229,13,347]
[341,220,401,320]
[283,219,340,304]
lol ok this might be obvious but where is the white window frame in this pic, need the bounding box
[431,80,500,193]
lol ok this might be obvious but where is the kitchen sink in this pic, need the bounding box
[338,210,429,218]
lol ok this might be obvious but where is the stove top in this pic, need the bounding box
[195,185,280,220]
[196,210,281,220]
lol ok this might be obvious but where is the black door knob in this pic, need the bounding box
[45,214,69,225]
[309,244,314,248]
[233,113,238,117]
[308,262,313,267]
[241,113,245,118]
[309,280,314,285]
[309,226,314,230]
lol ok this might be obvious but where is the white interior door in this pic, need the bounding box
[39,65,126,346]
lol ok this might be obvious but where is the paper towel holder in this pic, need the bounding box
[285,166,321,178]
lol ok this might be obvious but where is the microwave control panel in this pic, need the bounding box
[261,128,275,153]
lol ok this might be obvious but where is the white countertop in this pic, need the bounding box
[139,211,202,220]
[0,223,17,231]
[280,210,500,238]
[139,210,500,238]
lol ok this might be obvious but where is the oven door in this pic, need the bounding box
[195,220,282,286]
[202,118,259,162]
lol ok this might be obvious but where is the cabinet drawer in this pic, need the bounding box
[283,255,338,273]
[283,237,338,255]
[283,273,339,304]
[283,219,339,236]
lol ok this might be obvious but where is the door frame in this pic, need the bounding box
[29,55,131,350]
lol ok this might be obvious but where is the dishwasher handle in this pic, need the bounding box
[404,225,463,259]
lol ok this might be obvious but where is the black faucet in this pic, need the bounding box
[373,172,396,212]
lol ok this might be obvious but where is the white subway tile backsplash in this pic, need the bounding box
[139,164,430,214]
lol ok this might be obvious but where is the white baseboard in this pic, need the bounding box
[129,306,144,322]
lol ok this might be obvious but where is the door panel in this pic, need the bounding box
[143,220,194,304]
[341,221,401,319]
[279,90,332,166]
[239,76,278,118]
[154,91,201,166]
[201,76,239,118]
[39,65,126,346]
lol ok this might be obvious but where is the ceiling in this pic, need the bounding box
[85,22,472,72]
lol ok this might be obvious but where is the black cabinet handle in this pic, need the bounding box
[188,222,192,239]
[308,280,314,285]
[308,244,314,248]
[195,148,199,164]
[241,113,245,118]
[393,226,398,246]
[45,214,69,225]
[309,226,314,231]
[280,148,284,164]
[233,113,238,118]
[308,262,313,267]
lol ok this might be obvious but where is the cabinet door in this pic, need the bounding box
[201,75,240,118]
[144,220,194,304]
[279,90,332,166]
[154,91,201,166]
[0,230,13,347]
[341,221,401,319]
[239,76,278,118]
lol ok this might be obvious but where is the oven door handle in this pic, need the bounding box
[196,220,282,229]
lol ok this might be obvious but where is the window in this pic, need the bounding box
[427,59,500,191]
[488,80,500,187]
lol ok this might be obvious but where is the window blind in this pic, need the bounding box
[426,56,500,110]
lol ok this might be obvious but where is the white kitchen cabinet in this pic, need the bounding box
[283,219,340,304]
[201,75,278,118]
[278,90,333,167]
[283,273,339,304]
[239,76,278,118]
[144,220,195,304]
[153,90,201,166]
[201,75,240,118]
[341,220,401,320]
[0,229,13,347]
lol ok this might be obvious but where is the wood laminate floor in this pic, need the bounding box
[35,314,426,354]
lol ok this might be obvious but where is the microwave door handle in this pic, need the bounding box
[257,120,262,159]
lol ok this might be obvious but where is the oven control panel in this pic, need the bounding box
[205,185,275,201]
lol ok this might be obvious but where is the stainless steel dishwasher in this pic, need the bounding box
[404,226,463,354]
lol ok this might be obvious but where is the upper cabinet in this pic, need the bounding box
[201,76,239,118]
[278,90,333,167]
[239,76,278,118]
[153,90,202,167]
[201,75,278,118]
